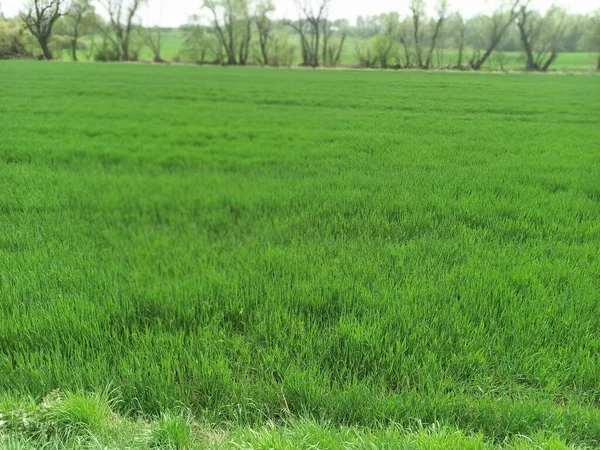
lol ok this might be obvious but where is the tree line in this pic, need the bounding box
[1,0,599,71]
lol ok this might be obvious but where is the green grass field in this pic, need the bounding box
[1,60,600,448]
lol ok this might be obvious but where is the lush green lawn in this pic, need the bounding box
[1,61,600,447]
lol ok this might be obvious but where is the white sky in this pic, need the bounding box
[1,0,598,27]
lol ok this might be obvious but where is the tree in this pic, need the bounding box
[180,15,222,64]
[268,30,295,67]
[446,12,466,68]
[354,40,376,67]
[370,34,394,68]
[585,10,600,70]
[97,0,146,61]
[367,12,399,68]
[21,0,67,59]
[286,15,310,66]
[409,0,425,67]
[203,0,253,65]
[321,18,346,66]
[423,0,447,69]
[64,0,95,61]
[141,25,162,62]
[355,14,380,38]
[405,0,448,69]
[397,16,415,68]
[286,0,330,67]
[469,0,521,70]
[1,16,35,58]
[254,0,274,65]
[517,3,567,71]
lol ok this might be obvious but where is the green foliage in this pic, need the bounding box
[369,34,399,68]
[93,39,119,61]
[179,24,220,64]
[0,17,35,58]
[150,411,194,449]
[267,32,295,67]
[48,391,114,437]
[0,390,114,442]
[1,62,600,446]
[0,414,593,449]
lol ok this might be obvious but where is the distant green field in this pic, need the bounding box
[1,61,600,448]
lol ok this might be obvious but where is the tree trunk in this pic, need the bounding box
[333,33,346,66]
[72,30,78,61]
[471,46,495,70]
[314,25,320,67]
[322,19,328,67]
[122,39,129,61]
[412,14,422,68]
[541,53,557,72]
[400,38,412,68]
[40,38,53,60]
[424,18,443,69]
[259,32,268,65]
[300,33,309,65]
[517,18,536,71]
[71,40,77,61]
[457,40,463,68]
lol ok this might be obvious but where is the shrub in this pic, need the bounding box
[150,411,193,449]
[94,43,119,62]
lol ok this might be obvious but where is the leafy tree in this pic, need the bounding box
[180,18,220,64]
[64,0,96,61]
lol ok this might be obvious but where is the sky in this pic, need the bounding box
[1,0,598,27]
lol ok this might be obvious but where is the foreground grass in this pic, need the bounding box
[0,391,592,449]
[1,61,600,445]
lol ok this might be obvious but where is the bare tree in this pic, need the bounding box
[321,19,346,66]
[423,0,447,68]
[409,0,425,67]
[585,9,600,70]
[444,12,466,68]
[141,25,162,61]
[286,15,310,66]
[517,3,567,71]
[455,16,466,68]
[398,17,414,68]
[287,0,329,67]
[469,0,521,70]
[21,0,67,59]
[65,0,94,61]
[97,0,146,61]
[203,0,252,65]
[254,0,273,65]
